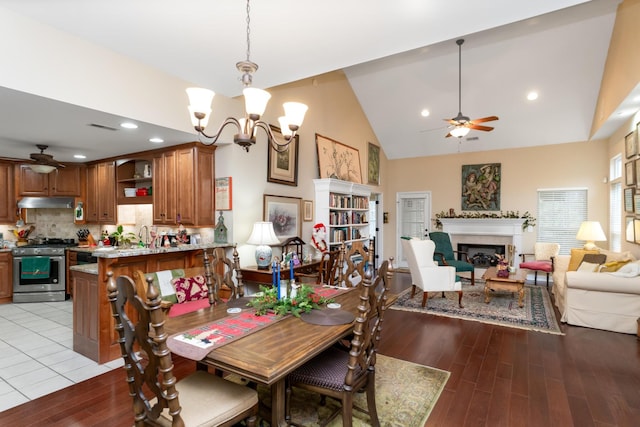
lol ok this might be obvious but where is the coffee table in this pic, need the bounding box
[482,266,527,308]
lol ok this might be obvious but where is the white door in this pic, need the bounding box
[396,191,431,268]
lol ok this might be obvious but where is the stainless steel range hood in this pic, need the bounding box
[17,197,75,209]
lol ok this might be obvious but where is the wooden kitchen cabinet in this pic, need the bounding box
[152,150,177,225]
[152,144,215,226]
[0,251,13,303]
[0,251,12,303]
[0,162,15,224]
[85,161,116,224]
[17,164,83,197]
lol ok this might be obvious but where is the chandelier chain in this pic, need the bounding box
[245,0,251,62]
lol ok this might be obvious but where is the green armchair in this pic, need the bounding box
[428,231,475,286]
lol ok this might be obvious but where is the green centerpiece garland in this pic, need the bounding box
[432,210,536,231]
[247,284,334,317]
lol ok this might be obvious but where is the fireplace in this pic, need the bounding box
[458,243,505,267]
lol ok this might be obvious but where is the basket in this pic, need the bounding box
[124,188,136,197]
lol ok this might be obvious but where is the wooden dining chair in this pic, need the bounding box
[206,244,245,303]
[285,259,390,427]
[296,249,340,286]
[106,271,259,427]
[337,240,370,287]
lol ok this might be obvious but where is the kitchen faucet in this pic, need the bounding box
[138,225,150,248]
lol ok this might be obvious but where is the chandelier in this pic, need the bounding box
[186,0,308,153]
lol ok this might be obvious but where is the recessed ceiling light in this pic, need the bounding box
[120,122,138,129]
[149,137,164,143]
[73,154,86,159]
[420,109,430,117]
[527,91,539,101]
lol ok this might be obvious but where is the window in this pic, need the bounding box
[610,154,623,252]
[537,189,588,255]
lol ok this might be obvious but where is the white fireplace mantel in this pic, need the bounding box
[438,218,525,266]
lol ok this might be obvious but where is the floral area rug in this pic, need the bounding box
[390,279,563,335]
[248,354,449,426]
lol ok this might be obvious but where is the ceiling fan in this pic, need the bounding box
[27,144,66,173]
[445,39,498,138]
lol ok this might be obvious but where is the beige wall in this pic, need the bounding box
[384,140,611,259]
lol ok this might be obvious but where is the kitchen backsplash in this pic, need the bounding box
[0,205,215,245]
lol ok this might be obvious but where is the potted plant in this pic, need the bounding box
[110,225,137,248]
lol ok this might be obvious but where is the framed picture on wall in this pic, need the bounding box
[315,133,362,183]
[626,131,637,159]
[367,142,380,185]
[625,187,634,213]
[303,200,314,222]
[267,125,299,186]
[626,217,635,243]
[263,194,302,239]
[626,161,636,186]
[634,194,640,214]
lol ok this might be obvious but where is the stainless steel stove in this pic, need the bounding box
[12,238,77,303]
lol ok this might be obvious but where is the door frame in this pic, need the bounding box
[396,191,431,268]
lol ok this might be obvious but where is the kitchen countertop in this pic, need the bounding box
[70,263,99,275]
[68,243,231,258]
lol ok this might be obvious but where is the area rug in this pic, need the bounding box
[255,354,449,426]
[390,279,563,335]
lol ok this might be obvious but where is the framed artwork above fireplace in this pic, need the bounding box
[461,163,501,211]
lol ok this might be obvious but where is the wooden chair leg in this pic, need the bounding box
[410,284,417,299]
[533,271,538,285]
[470,269,475,286]
[421,291,429,307]
[457,290,464,308]
[545,272,550,289]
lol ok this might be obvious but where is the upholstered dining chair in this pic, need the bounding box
[428,231,475,286]
[519,242,560,288]
[285,260,390,427]
[402,238,463,308]
[106,272,259,427]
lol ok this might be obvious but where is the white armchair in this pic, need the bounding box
[402,238,463,308]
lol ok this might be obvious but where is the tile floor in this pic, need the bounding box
[0,300,123,413]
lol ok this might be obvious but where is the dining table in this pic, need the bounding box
[163,286,365,427]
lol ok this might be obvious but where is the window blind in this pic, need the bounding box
[537,189,587,255]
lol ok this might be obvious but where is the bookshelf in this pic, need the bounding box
[313,178,372,249]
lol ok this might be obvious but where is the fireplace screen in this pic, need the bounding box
[458,243,505,267]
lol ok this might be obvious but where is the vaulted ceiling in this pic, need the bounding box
[0,0,633,163]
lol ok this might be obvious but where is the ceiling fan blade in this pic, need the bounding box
[468,124,494,132]
[470,116,499,124]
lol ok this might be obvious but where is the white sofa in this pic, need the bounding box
[552,249,640,334]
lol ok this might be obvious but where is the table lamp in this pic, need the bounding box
[247,222,280,269]
[576,221,606,250]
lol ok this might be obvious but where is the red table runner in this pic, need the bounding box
[167,310,284,360]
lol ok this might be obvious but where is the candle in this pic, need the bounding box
[289,258,294,280]
[277,263,281,300]
[272,261,276,287]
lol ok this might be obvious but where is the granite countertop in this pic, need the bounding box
[68,243,231,259]
[70,263,99,275]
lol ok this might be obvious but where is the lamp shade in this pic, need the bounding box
[576,221,606,250]
[243,88,271,117]
[247,222,280,269]
[186,87,214,128]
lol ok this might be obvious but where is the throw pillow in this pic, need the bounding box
[568,248,600,272]
[577,261,600,272]
[172,275,208,303]
[610,260,640,278]
[150,269,185,303]
[599,248,636,263]
[599,259,632,273]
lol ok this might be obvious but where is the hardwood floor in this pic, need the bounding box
[1,273,638,426]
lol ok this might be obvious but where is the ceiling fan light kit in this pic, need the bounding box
[27,144,66,174]
[445,39,498,139]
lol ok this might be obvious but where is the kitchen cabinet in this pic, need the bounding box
[152,150,177,224]
[0,251,12,303]
[116,158,153,205]
[85,161,116,224]
[0,162,15,224]
[17,164,83,197]
[153,144,216,226]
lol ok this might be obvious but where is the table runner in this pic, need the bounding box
[167,310,284,360]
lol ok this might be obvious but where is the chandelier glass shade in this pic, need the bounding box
[29,164,56,174]
[449,126,470,138]
[186,0,308,153]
